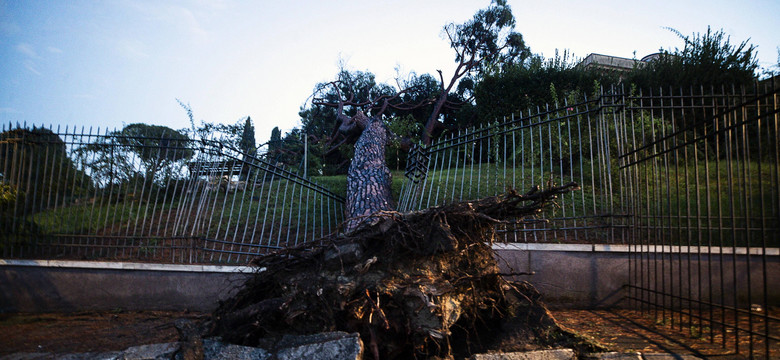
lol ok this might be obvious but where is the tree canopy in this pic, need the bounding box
[79,124,193,187]
[287,5,762,175]
[0,127,91,217]
[116,124,193,181]
[421,0,530,144]
[239,117,256,156]
[628,26,759,89]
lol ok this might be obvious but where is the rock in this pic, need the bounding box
[640,354,704,360]
[274,332,363,360]
[55,352,123,360]
[583,352,642,360]
[174,319,204,360]
[123,343,180,359]
[0,354,59,360]
[200,339,270,360]
[470,349,576,360]
[1,333,364,360]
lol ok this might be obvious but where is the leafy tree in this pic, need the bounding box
[77,135,136,187]
[177,100,250,149]
[0,127,91,213]
[421,0,530,144]
[301,69,398,174]
[395,72,466,132]
[628,27,759,89]
[115,124,194,184]
[293,0,535,229]
[1,127,91,243]
[386,114,421,171]
[80,124,193,188]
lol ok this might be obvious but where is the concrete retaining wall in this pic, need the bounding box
[494,244,630,308]
[494,244,780,309]
[0,260,254,312]
[2,244,778,312]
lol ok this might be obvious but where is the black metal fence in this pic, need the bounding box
[0,126,345,264]
[400,80,779,358]
[622,84,780,359]
[398,88,628,243]
[1,81,778,357]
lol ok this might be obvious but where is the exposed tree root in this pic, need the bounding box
[208,182,605,359]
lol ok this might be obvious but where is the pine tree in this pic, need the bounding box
[238,117,256,181]
[269,126,281,161]
[239,117,256,156]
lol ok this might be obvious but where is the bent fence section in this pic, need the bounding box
[622,85,780,358]
[399,81,780,358]
[0,128,345,264]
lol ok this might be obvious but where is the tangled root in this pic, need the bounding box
[208,183,602,359]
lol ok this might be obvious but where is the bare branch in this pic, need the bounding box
[325,133,354,155]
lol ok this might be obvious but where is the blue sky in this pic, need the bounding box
[1,0,778,145]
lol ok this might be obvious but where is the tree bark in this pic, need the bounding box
[344,113,394,233]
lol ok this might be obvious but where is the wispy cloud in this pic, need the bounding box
[172,6,210,42]
[47,46,63,54]
[120,1,213,44]
[16,43,40,58]
[116,39,150,60]
[23,60,42,76]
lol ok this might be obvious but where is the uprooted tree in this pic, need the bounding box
[210,185,603,359]
[207,1,601,358]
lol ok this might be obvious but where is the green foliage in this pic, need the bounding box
[0,127,92,213]
[117,124,193,169]
[475,51,618,123]
[395,73,441,127]
[299,69,397,175]
[80,124,193,186]
[444,0,531,72]
[0,183,40,247]
[239,117,256,156]
[385,115,421,170]
[238,117,257,181]
[0,183,20,236]
[268,126,282,161]
[177,101,252,151]
[628,27,758,89]
[386,115,421,146]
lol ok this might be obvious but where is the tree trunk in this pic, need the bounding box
[344,115,394,233]
[422,94,448,146]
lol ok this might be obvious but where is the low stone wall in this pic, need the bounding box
[2,244,778,312]
[494,244,631,309]
[0,260,254,313]
[494,243,780,309]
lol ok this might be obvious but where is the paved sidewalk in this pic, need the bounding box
[552,310,754,359]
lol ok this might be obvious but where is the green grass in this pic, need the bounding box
[628,160,779,247]
[407,162,611,212]
[5,159,777,250]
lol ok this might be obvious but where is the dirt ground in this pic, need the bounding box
[554,309,777,359]
[0,310,206,356]
[0,309,774,358]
